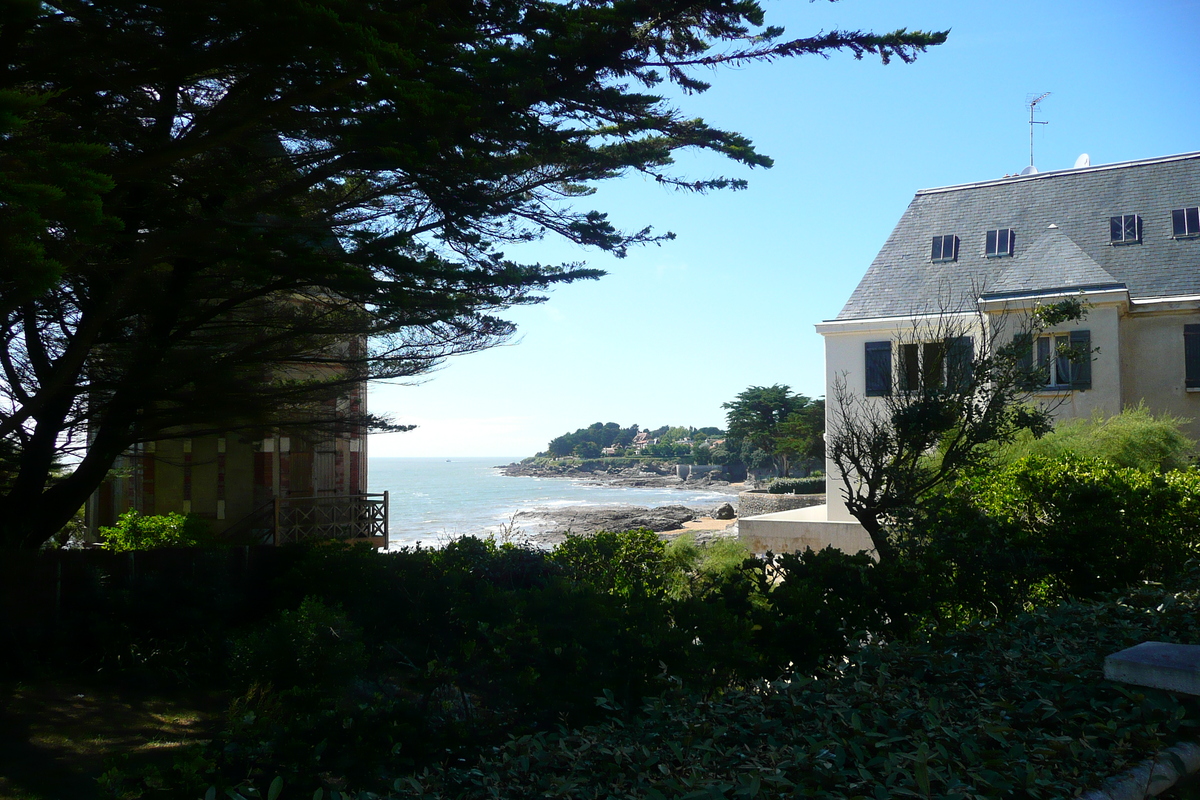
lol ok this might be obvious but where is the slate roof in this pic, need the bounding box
[835,152,1200,321]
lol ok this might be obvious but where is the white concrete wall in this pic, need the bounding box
[738,505,875,556]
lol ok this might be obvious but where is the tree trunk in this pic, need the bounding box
[853,509,895,563]
[0,404,136,551]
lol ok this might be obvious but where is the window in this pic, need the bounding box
[931,234,958,262]
[1173,207,1200,238]
[1017,330,1091,390]
[897,337,973,392]
[864,341,891,397]
[1186,325,1200,389]
[1109,214,1141,244]
[985,228,1015,257]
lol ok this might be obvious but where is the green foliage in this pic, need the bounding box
[98,510,209,551]
[723,385,824,477]
[551,529,671,598]
[543,423,722,460]
[392,573,1200,800]
[230,597,368,691]
[662,535,754,599]
[903,456,1200,620]
[753,548,927,672]
[995,404,1196,472]
[767,477,825,494]
[2,0,944,549]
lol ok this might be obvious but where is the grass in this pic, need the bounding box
[0,680,222,800]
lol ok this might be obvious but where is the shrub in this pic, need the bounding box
[98,509,210,551]
[767,476,825,494]
[551,529,672,598]
[243,570,1200,800]
[995,404,1196,471]
[903,456,1200,619]
[229,596,368,691]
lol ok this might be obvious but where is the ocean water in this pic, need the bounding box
[371,457,734,549]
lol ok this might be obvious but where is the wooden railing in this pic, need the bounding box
[225,493,388,547]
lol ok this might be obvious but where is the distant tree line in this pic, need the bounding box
[539,385,825,477]
[540,423,725,460]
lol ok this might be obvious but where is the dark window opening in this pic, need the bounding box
[931,234,958,262]
[946,336,974,390]
[1173,207,1200,238]
[986,228,1015,257]
[1110,214,1141,244]
[896,337,973,392]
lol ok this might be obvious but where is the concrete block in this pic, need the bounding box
[1105,641,1200,696]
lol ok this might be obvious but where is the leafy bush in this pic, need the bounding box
[98,509,210,551]
[767,476,825,494]
[381,573,1200,800]
[995,404,1196,471]
[903,456,1200,619]
[551,529,671,598]
[751,547,928,672]
[230,596,367,691]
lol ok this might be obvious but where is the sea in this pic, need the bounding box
[371,457,734,549]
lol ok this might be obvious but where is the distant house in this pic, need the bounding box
[89,328,387,547]
[742,151,1200,553]
[630,431,652,452]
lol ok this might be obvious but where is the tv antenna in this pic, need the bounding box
[1026,92,1050,169]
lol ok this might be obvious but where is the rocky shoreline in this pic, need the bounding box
[499,460,741,492]
[514,502,738,547]
[500,460,742,546]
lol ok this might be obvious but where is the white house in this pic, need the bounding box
[740,151,1200,554]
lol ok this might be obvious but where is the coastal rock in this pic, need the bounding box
[713,502,736,520]
[516,504,701,543]
[500,461,741,493]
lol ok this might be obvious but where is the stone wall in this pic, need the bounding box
[738,490,826,518]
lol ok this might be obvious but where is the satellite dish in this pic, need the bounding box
[1074,153,1091,168]
[1019,165,1039,176]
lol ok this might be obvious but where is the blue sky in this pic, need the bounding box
[370,0,1200,458]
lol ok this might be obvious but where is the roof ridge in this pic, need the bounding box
[915,151,1200,196]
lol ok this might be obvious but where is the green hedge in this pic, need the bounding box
[767,477,825,494]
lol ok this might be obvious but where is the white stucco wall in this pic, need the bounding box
[1004,299,1124,425]
[816,292,1135,525]
[1120,299,1200,442]
[817,312,982,522]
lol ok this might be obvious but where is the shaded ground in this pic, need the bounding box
[0,681,222,800]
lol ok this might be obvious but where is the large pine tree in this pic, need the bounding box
[0,0,945,549]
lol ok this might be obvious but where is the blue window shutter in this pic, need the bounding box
[946,336,974,389]
[1013,333,1034,389]
[1069,329,1092,390]
[864,341,891,397]
[1186,325,1200,389]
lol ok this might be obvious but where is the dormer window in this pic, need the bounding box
[985,228,1015,257]
[1173,207,1200,238]
[930,234,958,262]
[1110,214,1142,244]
